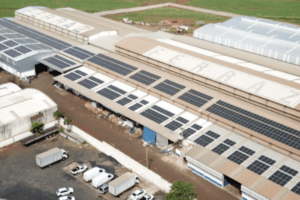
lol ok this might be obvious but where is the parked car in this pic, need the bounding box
[56,187,74,196]
[71,165,88,175]
[58,196,75,200]
[99,183,109,194]
[130,189,146,200]
[142,194,154,200]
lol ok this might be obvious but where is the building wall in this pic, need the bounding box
[0,106,57,141]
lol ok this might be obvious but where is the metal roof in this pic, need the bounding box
[0,83,21,97]
[193,16,300,66]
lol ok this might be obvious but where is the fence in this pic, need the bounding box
[59,120,172,193]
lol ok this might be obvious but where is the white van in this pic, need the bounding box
[83,167,105,182]
[92,173,114,188]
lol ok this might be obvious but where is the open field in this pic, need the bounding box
[105,7,230,25]
[1,0,299,25]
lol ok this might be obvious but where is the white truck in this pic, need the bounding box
[83,167,105,182]
[92,172,114,188]
[36,148,68,168]
[109,172,139,196]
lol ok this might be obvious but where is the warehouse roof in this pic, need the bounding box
[0,83,21,97]
[193,16,300,67]
[115,37,300,110]
[0,88,57,126]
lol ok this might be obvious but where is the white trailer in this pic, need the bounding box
[109,172,139,196]
[83,167,105,182]
[36,147,68,168]
[92,172,114,188]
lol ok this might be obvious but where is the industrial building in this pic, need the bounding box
[0,83,57,144]
[0,6,300,200]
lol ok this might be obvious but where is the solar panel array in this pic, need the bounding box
[182,122,205,138]
[129,103,143,111]
[246,155,276,175]
[78,76,104,89]
[154,80,186,96]
[291,182,300,195]
[3,49,21,58]
[194,131,220,147]
[97,84,127,101]
[0,18,71,50]
[63,46,95,60]
[63,70,87,81]
[14,46,31,54]
[269,171,294,187]
[88,55,137,76]
[207,101,300,150]
[227,151,250,165]
[140,105,175,124]
[0,43,8,51]
[44,55,77,69]
[117,94,138,106]
[130,70,161,85]
[212,139,236,155]
[179,89,213,107]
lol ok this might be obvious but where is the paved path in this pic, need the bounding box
[94,2,240,18]
[0,71,239,200]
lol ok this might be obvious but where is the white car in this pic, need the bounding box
[56,187,74,196]
[71,165,88,175]
[130,189,146,200]
[58,196,75,200]
[143,195,154,200]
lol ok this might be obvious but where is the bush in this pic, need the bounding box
[58,127,64,133]
[65,118,72,125]
[54,111,62,119]
[30,122,44,135]
[165,180,196,200]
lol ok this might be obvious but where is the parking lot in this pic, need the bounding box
[0,136,164,200]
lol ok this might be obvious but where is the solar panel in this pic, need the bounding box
[165,120,183,131]
[129,103,143,111]
[212,143,230,155]
[216,101,300,137]
[207,104,300,150]
[128,94,138,100]
[64,48,91,60]
[35,37,67,50]
[22,38,38,44]
[182,128,197,138]
[227,151,249,164]
[97,54,137,71]
[151,105,174,117]
[140,109,169,124]
[73,46,95,56]
[54,55,76,65]
[89,76,104,84]
[130,73,157,85]
[291,181,300,195]
[14,46,31,54]
[0,29,14,34]
[178,92,208,107]
[223,139,236,146]
[88,56,133,76]
[140,100,149,105]
[205,131,220,139]
[239,146,255,156]
[164,80,185,89]
[0,35,6,41]
[3,40,18,47]
[189,89,213,100]
[74,70,87,76]
[78,79,99,89]
[64,72,81,81]
[0,43,8,51]
[191,124,202,130]
[97,88,121,100]
[107,85,126,95]
[117,97,132,106]
[3,49,21,58]
[194,135,214,147]
[258,155,276,165]
[268,171,293,186]
[140,70,161,80]
[247,160,270,175]
[25,44,41,50]
[280,165,298,176]
[44,57,70,69]
[154,82,180,96]
[175,117,189,124]
[43,35,71,47]
[34,44,50,50]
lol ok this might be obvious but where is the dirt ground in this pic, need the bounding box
[0,70,238,200]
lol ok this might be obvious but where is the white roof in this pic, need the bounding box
[0,83,21,97]
[0,88,57,125]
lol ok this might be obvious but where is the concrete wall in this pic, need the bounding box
[58,120,172,193]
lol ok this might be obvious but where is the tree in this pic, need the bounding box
[64,118,72,131]
[30,122,44,135]
[54,111,62,121]
[58,127,64,133]
[165,180,196,200]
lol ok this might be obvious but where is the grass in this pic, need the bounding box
[185,0,300,25]
[105,7,230,25]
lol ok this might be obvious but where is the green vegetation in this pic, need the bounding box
[64,118,72,125]
[165,180,196,200]
[54,111,62,120]
[106,7,229,25]
[185,0,300,25]
[30,122,44,135]
[58,127,64,133]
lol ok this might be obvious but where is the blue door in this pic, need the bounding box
[143,127,156,146]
